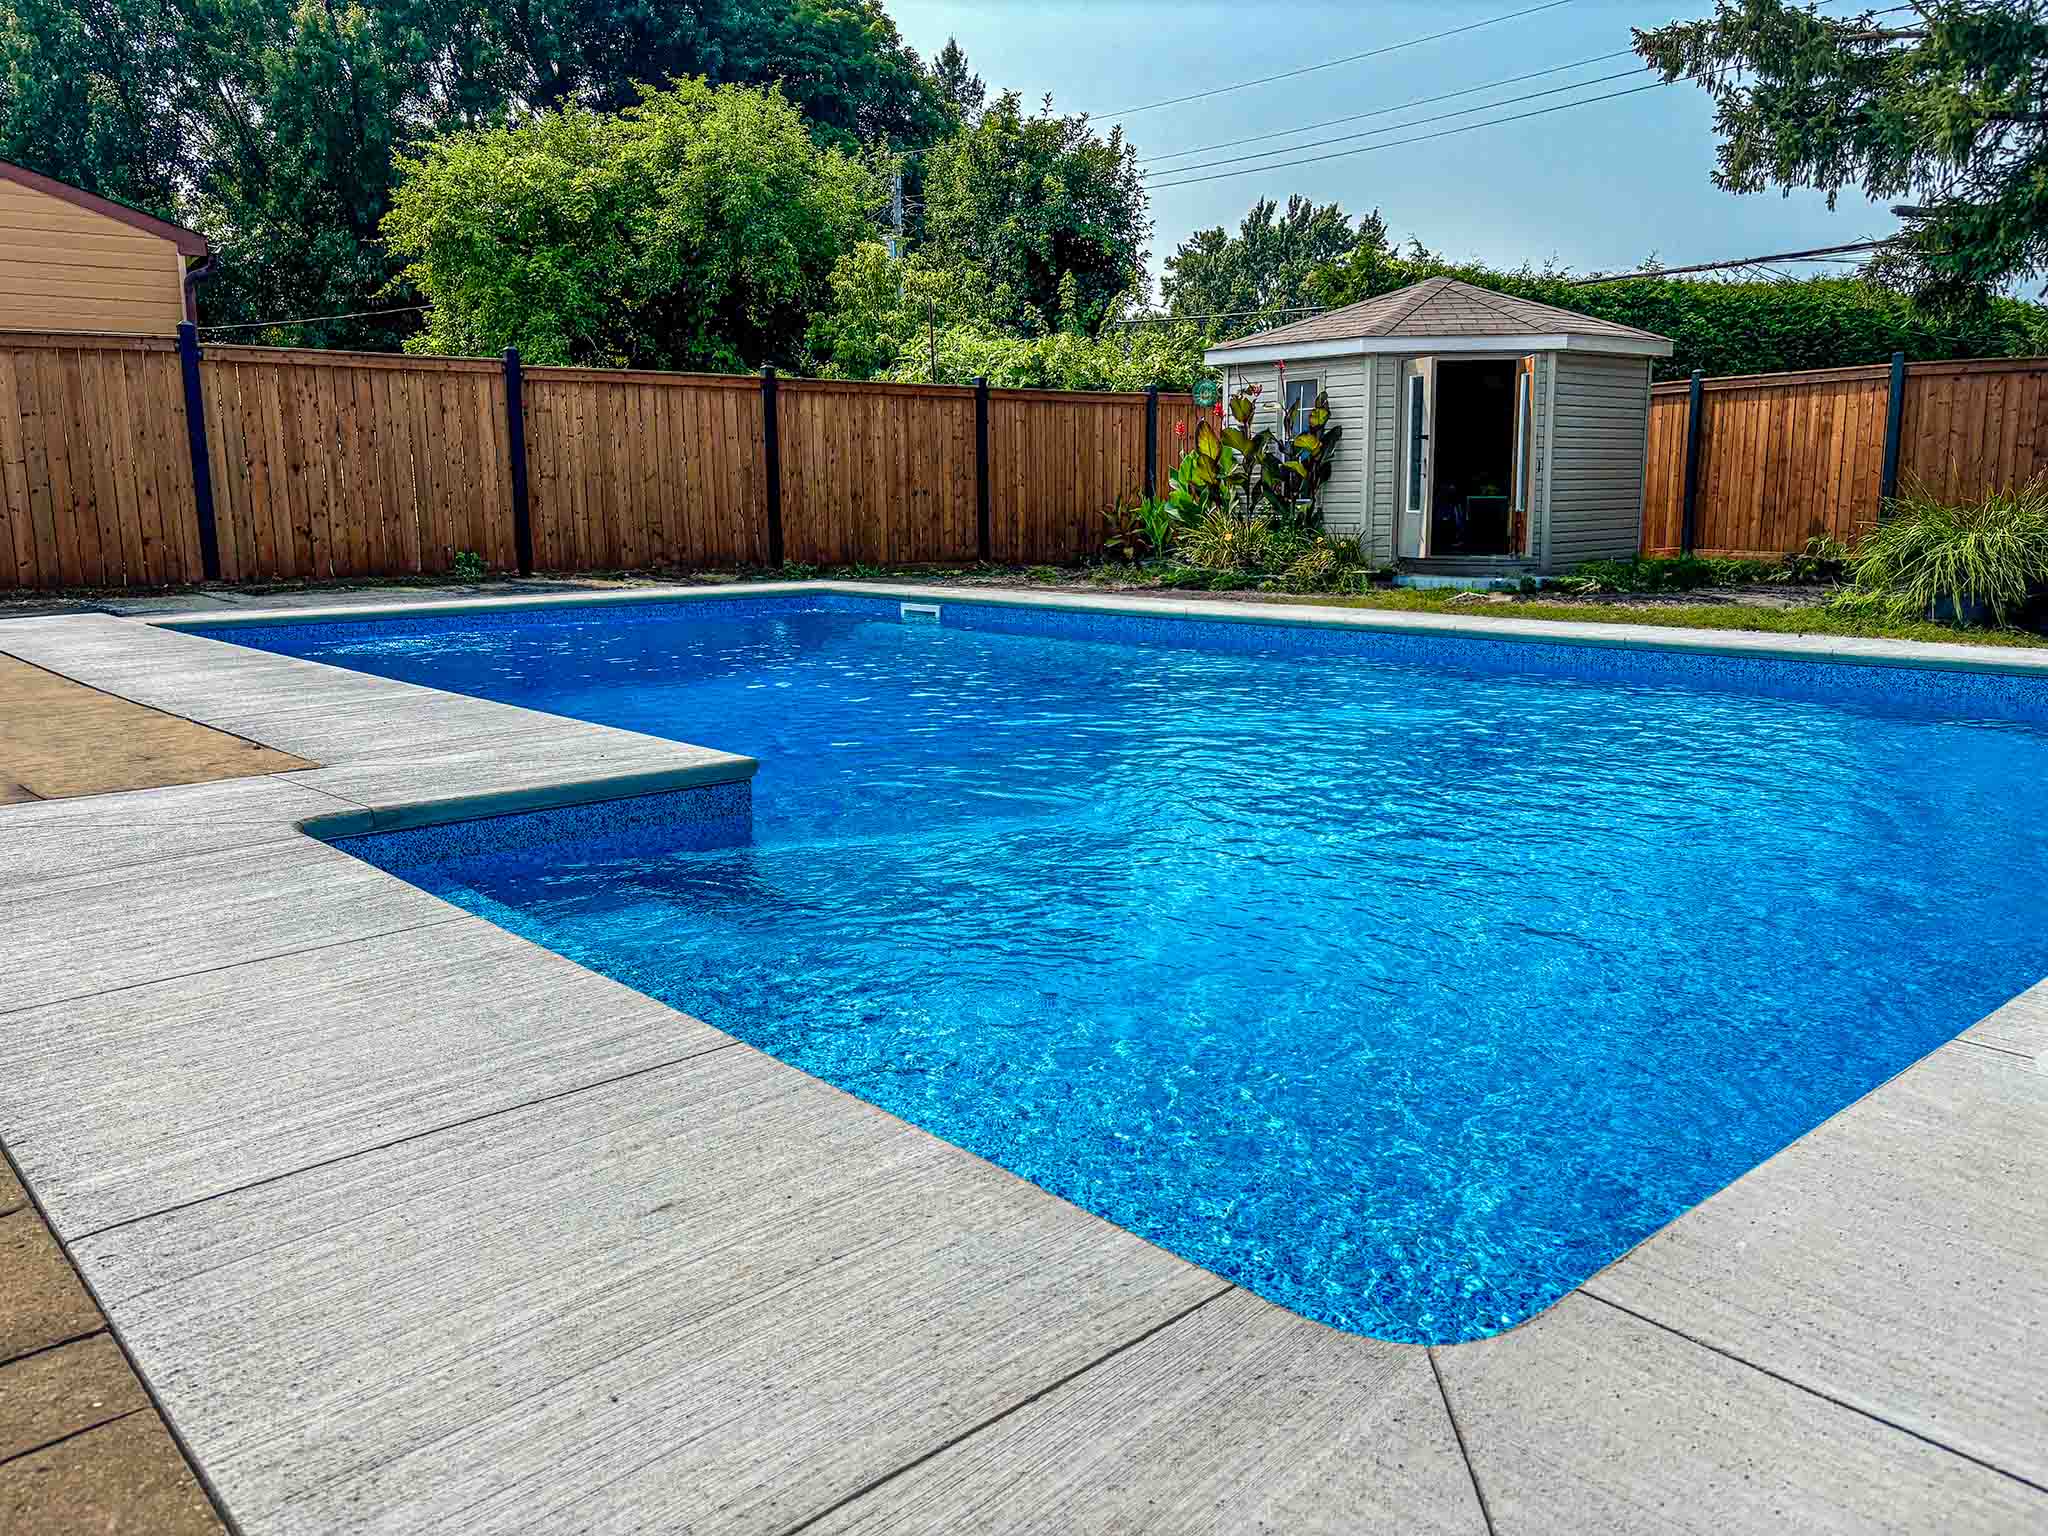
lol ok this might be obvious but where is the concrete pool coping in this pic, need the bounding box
[1,586,2044,1533]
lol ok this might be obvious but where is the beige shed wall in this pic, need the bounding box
[0,178,187,334]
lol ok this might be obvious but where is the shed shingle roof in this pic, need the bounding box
[1210,276,1668,351]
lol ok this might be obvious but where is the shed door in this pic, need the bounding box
[1511,355,1537,556]
[1397,358,1433,559]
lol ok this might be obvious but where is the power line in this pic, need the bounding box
[1566,239,1896,284]
[1147,79,1671,191]
[1087,0,1573,119]
[1104,305,1326,329]
[1138,50,1638,166]
[1144,67,1649,180]
[200,304,427,332]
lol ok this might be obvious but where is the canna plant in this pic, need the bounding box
[1278,388,1344,531]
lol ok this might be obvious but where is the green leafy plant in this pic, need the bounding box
[1166,419,1237,522]
[1177,506,1272,572]
[780,560,821,579]
[1558,555,1774,595]
[1772,534,1850,586]
[1134,496,1180,556]
[451,549,486,581]
[1102,498,1147,563]
[1275,386,1344,532]
[1836,480,2048,627]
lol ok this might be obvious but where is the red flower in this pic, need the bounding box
[1174,420,1187,439]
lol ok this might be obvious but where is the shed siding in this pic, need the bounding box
[1366,356,1398,562]
[1221,356,1370,542]
[1544,352,1649,568]
[0,178,186,334]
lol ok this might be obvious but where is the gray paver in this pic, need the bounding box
[1585,1041,2048,1486]
[0,776,342,886]
[1959,975,2048,1060]
[75,1048,1221,1536]
[811,1287,1485,1535]
[1435,1292,2048,1534]
[0,919,734,1237]
[0,838,462,1014]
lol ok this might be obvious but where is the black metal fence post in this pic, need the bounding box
[761,366,784,568]
[1144,385,1159,500]
[1680,368,1705,557]
[974,375,992,563]
[1880,350,1907,514]
[175,322,221,582]
[503,347,533,576]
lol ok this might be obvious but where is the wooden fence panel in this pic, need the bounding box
[1897,359,2048,504]
[989,389,1150,563]
[523,369,766,571]
[0,333,195,588]
[1642,365,1892,558]
[200,347,510,581]
[776,379,977,566]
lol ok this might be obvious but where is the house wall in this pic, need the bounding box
[0,177,186,334]
[1219,356,1373,549]
[1541,352,1651,570]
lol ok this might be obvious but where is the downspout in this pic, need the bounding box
[181,252,217,326]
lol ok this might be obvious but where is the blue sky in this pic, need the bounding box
[889,0,1893,295]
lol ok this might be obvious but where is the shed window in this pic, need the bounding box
[1282,376,1320,436]
[1406,373,1426,509]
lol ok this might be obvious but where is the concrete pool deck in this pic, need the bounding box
[2,584,2045,1534]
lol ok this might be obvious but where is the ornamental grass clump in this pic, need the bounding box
[1837,479,2048,627]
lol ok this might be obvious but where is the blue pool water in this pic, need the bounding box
[194,596,2048,1342]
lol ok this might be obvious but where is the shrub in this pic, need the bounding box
[451,550,486,581]
[1178,507,1273,572]
[1836,480,2048,626]
[1773,535,1851,586]
[1558,555,1773,594]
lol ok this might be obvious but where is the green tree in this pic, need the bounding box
[917,90,1149,336]
[384,79,880,369]
[877,321,1213,391]
[1636,0,2048,306]
[929,35,983,123]
[1163,197,1375,336]
[0,0,954,346]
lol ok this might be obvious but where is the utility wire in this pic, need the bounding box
[1087,0,1573,118]
[1147,79,1672,191]
[1566,239,1896,284]
[199,304,428,332]
[1144,67,1649,179]
[1139,50,1638,165]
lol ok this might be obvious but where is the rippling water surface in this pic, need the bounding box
[209,598,2048,1341]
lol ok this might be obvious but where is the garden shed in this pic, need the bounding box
[1205,276,1674,576]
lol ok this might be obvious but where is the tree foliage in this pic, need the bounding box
[875,323,1213,391]
[1163,197,1375,335]
[1311,231,2048,380]
[1636,0,2048,306]
[0,0,953,346]
[916,90,1149,336]
[385,80,879,369]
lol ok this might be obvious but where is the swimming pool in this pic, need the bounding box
[191,594,2048,1343]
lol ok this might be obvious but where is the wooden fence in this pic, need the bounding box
[0,326,1200,590]
[1642,355,2048,557]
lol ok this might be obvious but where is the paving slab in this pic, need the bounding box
[0,654,313,799]
[74,1047,1220,1536]
[0,918,734,1237]
[1585,1041,2048,1487]
[0,1333,149,1462]
[0,775,345,887]
[0,1409,224,1535]
[1434,1292,2047,1534]
[0,837,465,1014]
[1959,975,2048,1060]
[811,1287,1485,1535]
[0,1210,100,1362]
